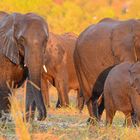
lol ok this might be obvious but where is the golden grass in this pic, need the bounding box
[0,86,137,140]
[10,94,31,140]
[8,81,31,140]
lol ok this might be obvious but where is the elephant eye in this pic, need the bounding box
[19,36,25,45]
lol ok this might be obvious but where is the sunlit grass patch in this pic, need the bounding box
[0,86,140,140]
[9,95,30,140]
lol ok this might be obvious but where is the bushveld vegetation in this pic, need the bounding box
[1,0,140,140]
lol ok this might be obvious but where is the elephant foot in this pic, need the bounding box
[87,117,94,125]
[56,104,69,109]
[56,98,61,108]
[47,104,51,108]
[56,98,69,108]
[25,110,36,122]
[56,104,61,108]
[37,113,46,121]
[56,102,69,108]
[37,108,47,121]
[25,109,46,122]
[76,103,84,113]
[86,117,99,125]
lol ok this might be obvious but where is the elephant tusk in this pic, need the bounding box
[43,65,47,73]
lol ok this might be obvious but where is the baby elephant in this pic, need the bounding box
[104,62,140,126]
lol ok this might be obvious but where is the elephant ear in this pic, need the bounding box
[0,14,19,64]
[112,20,137,63]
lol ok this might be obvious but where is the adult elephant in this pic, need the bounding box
[42,32,84,110]
[74,18,140,123]
[0,12,49,120]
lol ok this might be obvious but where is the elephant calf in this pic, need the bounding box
[104,62,140,126]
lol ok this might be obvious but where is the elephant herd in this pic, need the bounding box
[0,11,140,127]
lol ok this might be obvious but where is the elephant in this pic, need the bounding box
[42,32,84,110]
[0,54,28,118]
[0,12,49,120]
[74,18,140,123]
[104,62,140,126]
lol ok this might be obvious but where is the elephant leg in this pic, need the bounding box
[65,91,69,106]
[77,89,85,113]
[26,82,46,121]
[56,93,69,108]
[25,84,34,121]
[124,112,133,127]
[55,79,69,107]
[41,76,50,108]
[86,99,96,124]
[56,97,61,108]
[131,111,139,127]
[106,109,116,126]
[30,86,46,121]
[30,101,36,120]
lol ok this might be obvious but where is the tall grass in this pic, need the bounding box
[8,81,31,140]
[10,95,31,140]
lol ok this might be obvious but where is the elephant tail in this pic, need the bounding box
[92,92,104,120]
[97,93,103,106]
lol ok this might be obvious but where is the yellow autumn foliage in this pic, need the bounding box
[0,0,140,34]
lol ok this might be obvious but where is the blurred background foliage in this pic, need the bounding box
[0,0,140,34]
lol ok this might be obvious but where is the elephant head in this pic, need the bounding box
[0,13,49,120]
[129,62,140,94]
[44,32,65,75]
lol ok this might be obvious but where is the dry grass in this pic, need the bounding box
[0,85,140,140]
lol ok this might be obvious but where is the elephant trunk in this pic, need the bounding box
[25,43,46,121]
